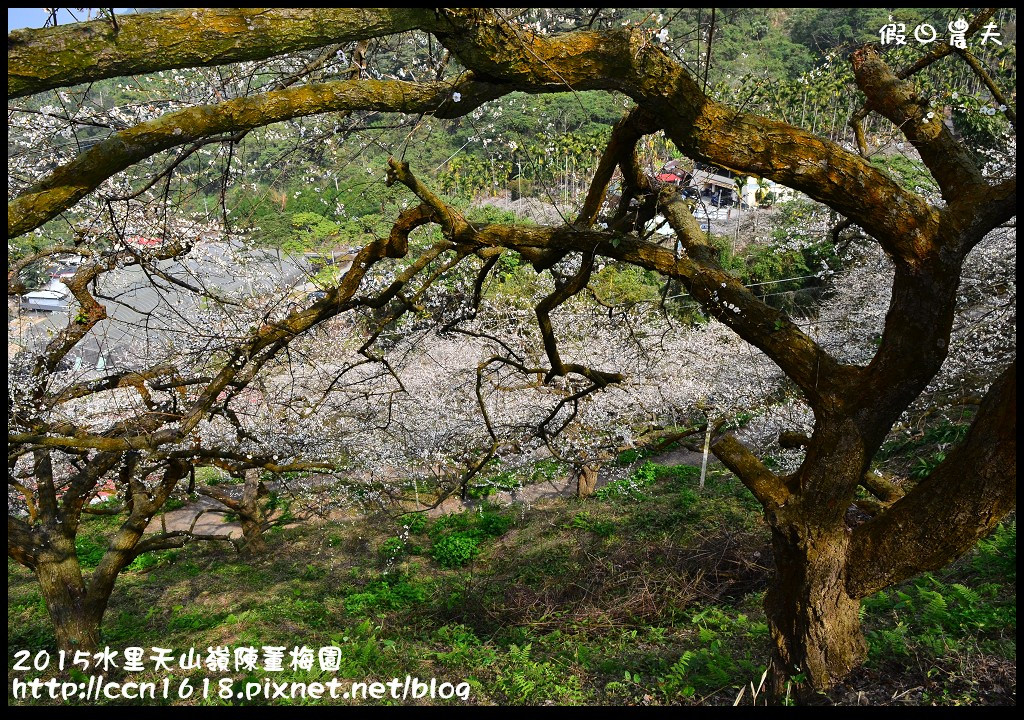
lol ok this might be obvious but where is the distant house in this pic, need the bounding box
[18,258,81,312]
[655,159,691,186]
[126,236,162,248]
[690,162,740,200]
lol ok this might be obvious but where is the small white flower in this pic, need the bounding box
[657,28,670,43]
[452,92,462,103]
[998,104,1007,112]
[926,111,935,119]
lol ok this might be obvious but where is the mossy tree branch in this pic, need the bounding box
[850,45,983,203]
[9,76,506,239]
[8,8,435,99]
[846,362,1017,598]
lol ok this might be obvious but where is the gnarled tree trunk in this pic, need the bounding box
[238,469,269,556]
[12,457,192,653]
[35,538,103,651]
[764,523,866,695]
[759,423,871,693]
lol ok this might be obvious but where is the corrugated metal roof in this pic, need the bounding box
[11,242,310,374]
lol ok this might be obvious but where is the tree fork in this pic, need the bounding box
[846,362,1017,598]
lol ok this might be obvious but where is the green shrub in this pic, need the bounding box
[195,466,227,486]
[590,264,662,306]
[863,571,1016,661]
[657,607,766,699]
[614,448,645,466]
[678,488,700,510]
[568,512,616,537]
[871,153,939,195]
[404,513,429,535]
[432,624,497,668]
[430,512,472,539]
[466,470,519,499]
[973,522,1015,581]
[662,465,701,485]
[909,451,946,479]
[479,511,513,537]
[126,550,177,573]
[528,459,567,482]
[163,496,187,511]
[467,459,567,498]
[344,574,429,614]
[378,537,407,562]
[495,643,586,704]
[431,533,480,568]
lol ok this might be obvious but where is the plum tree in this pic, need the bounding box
[7,8,1015,691]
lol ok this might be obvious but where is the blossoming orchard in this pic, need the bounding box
[7,8,1016,703]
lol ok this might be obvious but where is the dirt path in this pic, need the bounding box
[650,446,716,468]
[417,472,582,518]
[145,448,716,536]
[145,495,241,538]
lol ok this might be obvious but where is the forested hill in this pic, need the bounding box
[8,8,1015,257]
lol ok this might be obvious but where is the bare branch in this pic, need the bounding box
[712,435,790,509]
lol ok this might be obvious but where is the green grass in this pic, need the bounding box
[465,458,568,500]
[863,522,1016,664]
[7,465,1015,706]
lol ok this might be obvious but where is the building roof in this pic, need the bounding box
[11,242,309,374]
[656,172,684,183]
